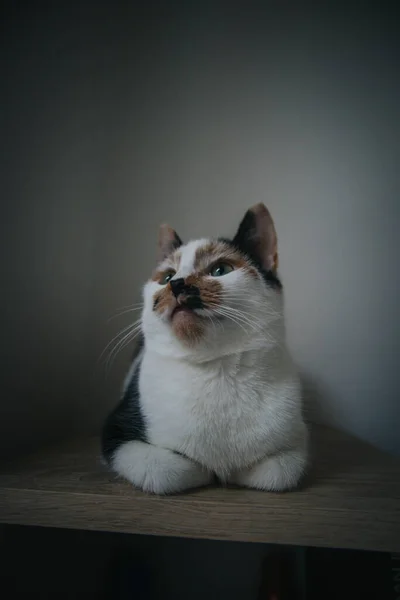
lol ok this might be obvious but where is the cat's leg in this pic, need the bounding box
[230,440,308,492]
[111,440,213,494]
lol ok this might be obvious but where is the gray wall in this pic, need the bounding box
[2,4,399,457]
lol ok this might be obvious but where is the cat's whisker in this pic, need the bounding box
[221,294,281,318]
[99,324,136,364]
[218,298,277,315]
[217,307,281,342]
[99,319,142,364]
[105,325,143,373]
[115,302,144,312]
[213,313,247,334]
[106,329,141,370]
[218,313,258,332]
[223,297,281,322]
[211,304,261,331]
[207,312,225,337]
[219,305,262,327]
[206,314,217,337]
[105,325,142,369]
[209,304,255,325]
[210,307,251,334]
[107,306,143,323]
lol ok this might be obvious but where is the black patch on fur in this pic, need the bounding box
[165,233,182,258]
[219,236,282,290]
[182,283,203,308]
[170,279,203,308]
[261,268,282,289]
[173,232,183,248]
[184,294,203,309]
[101,348,147,464]
[232,209,256,249]
[185,284,200,296]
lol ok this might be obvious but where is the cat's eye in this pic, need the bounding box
[159,270,176,285]
[209,263,234,277]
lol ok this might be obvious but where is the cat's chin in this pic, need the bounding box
[169,305,206,345]
[171,305,199,325]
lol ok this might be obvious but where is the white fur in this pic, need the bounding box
[113,441,213,494]
[176,238,209,277]
[112,237,308,493]
[229,431,308,490]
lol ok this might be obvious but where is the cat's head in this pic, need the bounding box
[142,204,284,360]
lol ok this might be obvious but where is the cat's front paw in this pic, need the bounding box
[112,440,212,494]
[229,446,308,492]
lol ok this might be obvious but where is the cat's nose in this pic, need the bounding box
[169,278,186,298]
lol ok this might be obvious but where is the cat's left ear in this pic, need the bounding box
[158,224,182,261]
[233,203,278,271]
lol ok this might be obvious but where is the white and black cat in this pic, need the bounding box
[102,204,308,494]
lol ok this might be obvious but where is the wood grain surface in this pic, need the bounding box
[0,425,399,552]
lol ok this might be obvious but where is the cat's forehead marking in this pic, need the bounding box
[178,239,210,277]
[170,248,181,269]
[194,240,233,270]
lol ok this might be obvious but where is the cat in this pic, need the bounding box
[102,203,308,494]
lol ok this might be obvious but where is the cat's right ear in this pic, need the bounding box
[158,224,182,261]
[233,203,278,272]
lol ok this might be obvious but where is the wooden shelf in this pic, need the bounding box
[1,425,399,553]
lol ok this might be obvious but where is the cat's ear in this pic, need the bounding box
[158,224,183,261]
[233,203,278,271]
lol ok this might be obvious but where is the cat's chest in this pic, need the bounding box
[141,354,258,413]
[140,352,269,469]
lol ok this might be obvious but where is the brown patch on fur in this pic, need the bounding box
[153,286,206,344]
[194,241,229,271]
[153,287,172,314]
[245,265,259,278]
[185,274,223,306]
[152,268,174,283]
[152,272,218,345]
[172,314,205,346]
[152,249,182,282]
[194,241,259,279]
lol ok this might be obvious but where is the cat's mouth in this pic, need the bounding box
[168,301,206,343]
[171,305,192,317]
[171,304,199,320]
[170,293,204,320]
[170,299,205,323]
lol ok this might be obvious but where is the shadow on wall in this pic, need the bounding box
[300,372,328,425]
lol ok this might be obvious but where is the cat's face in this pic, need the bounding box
[142,204,284,360]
